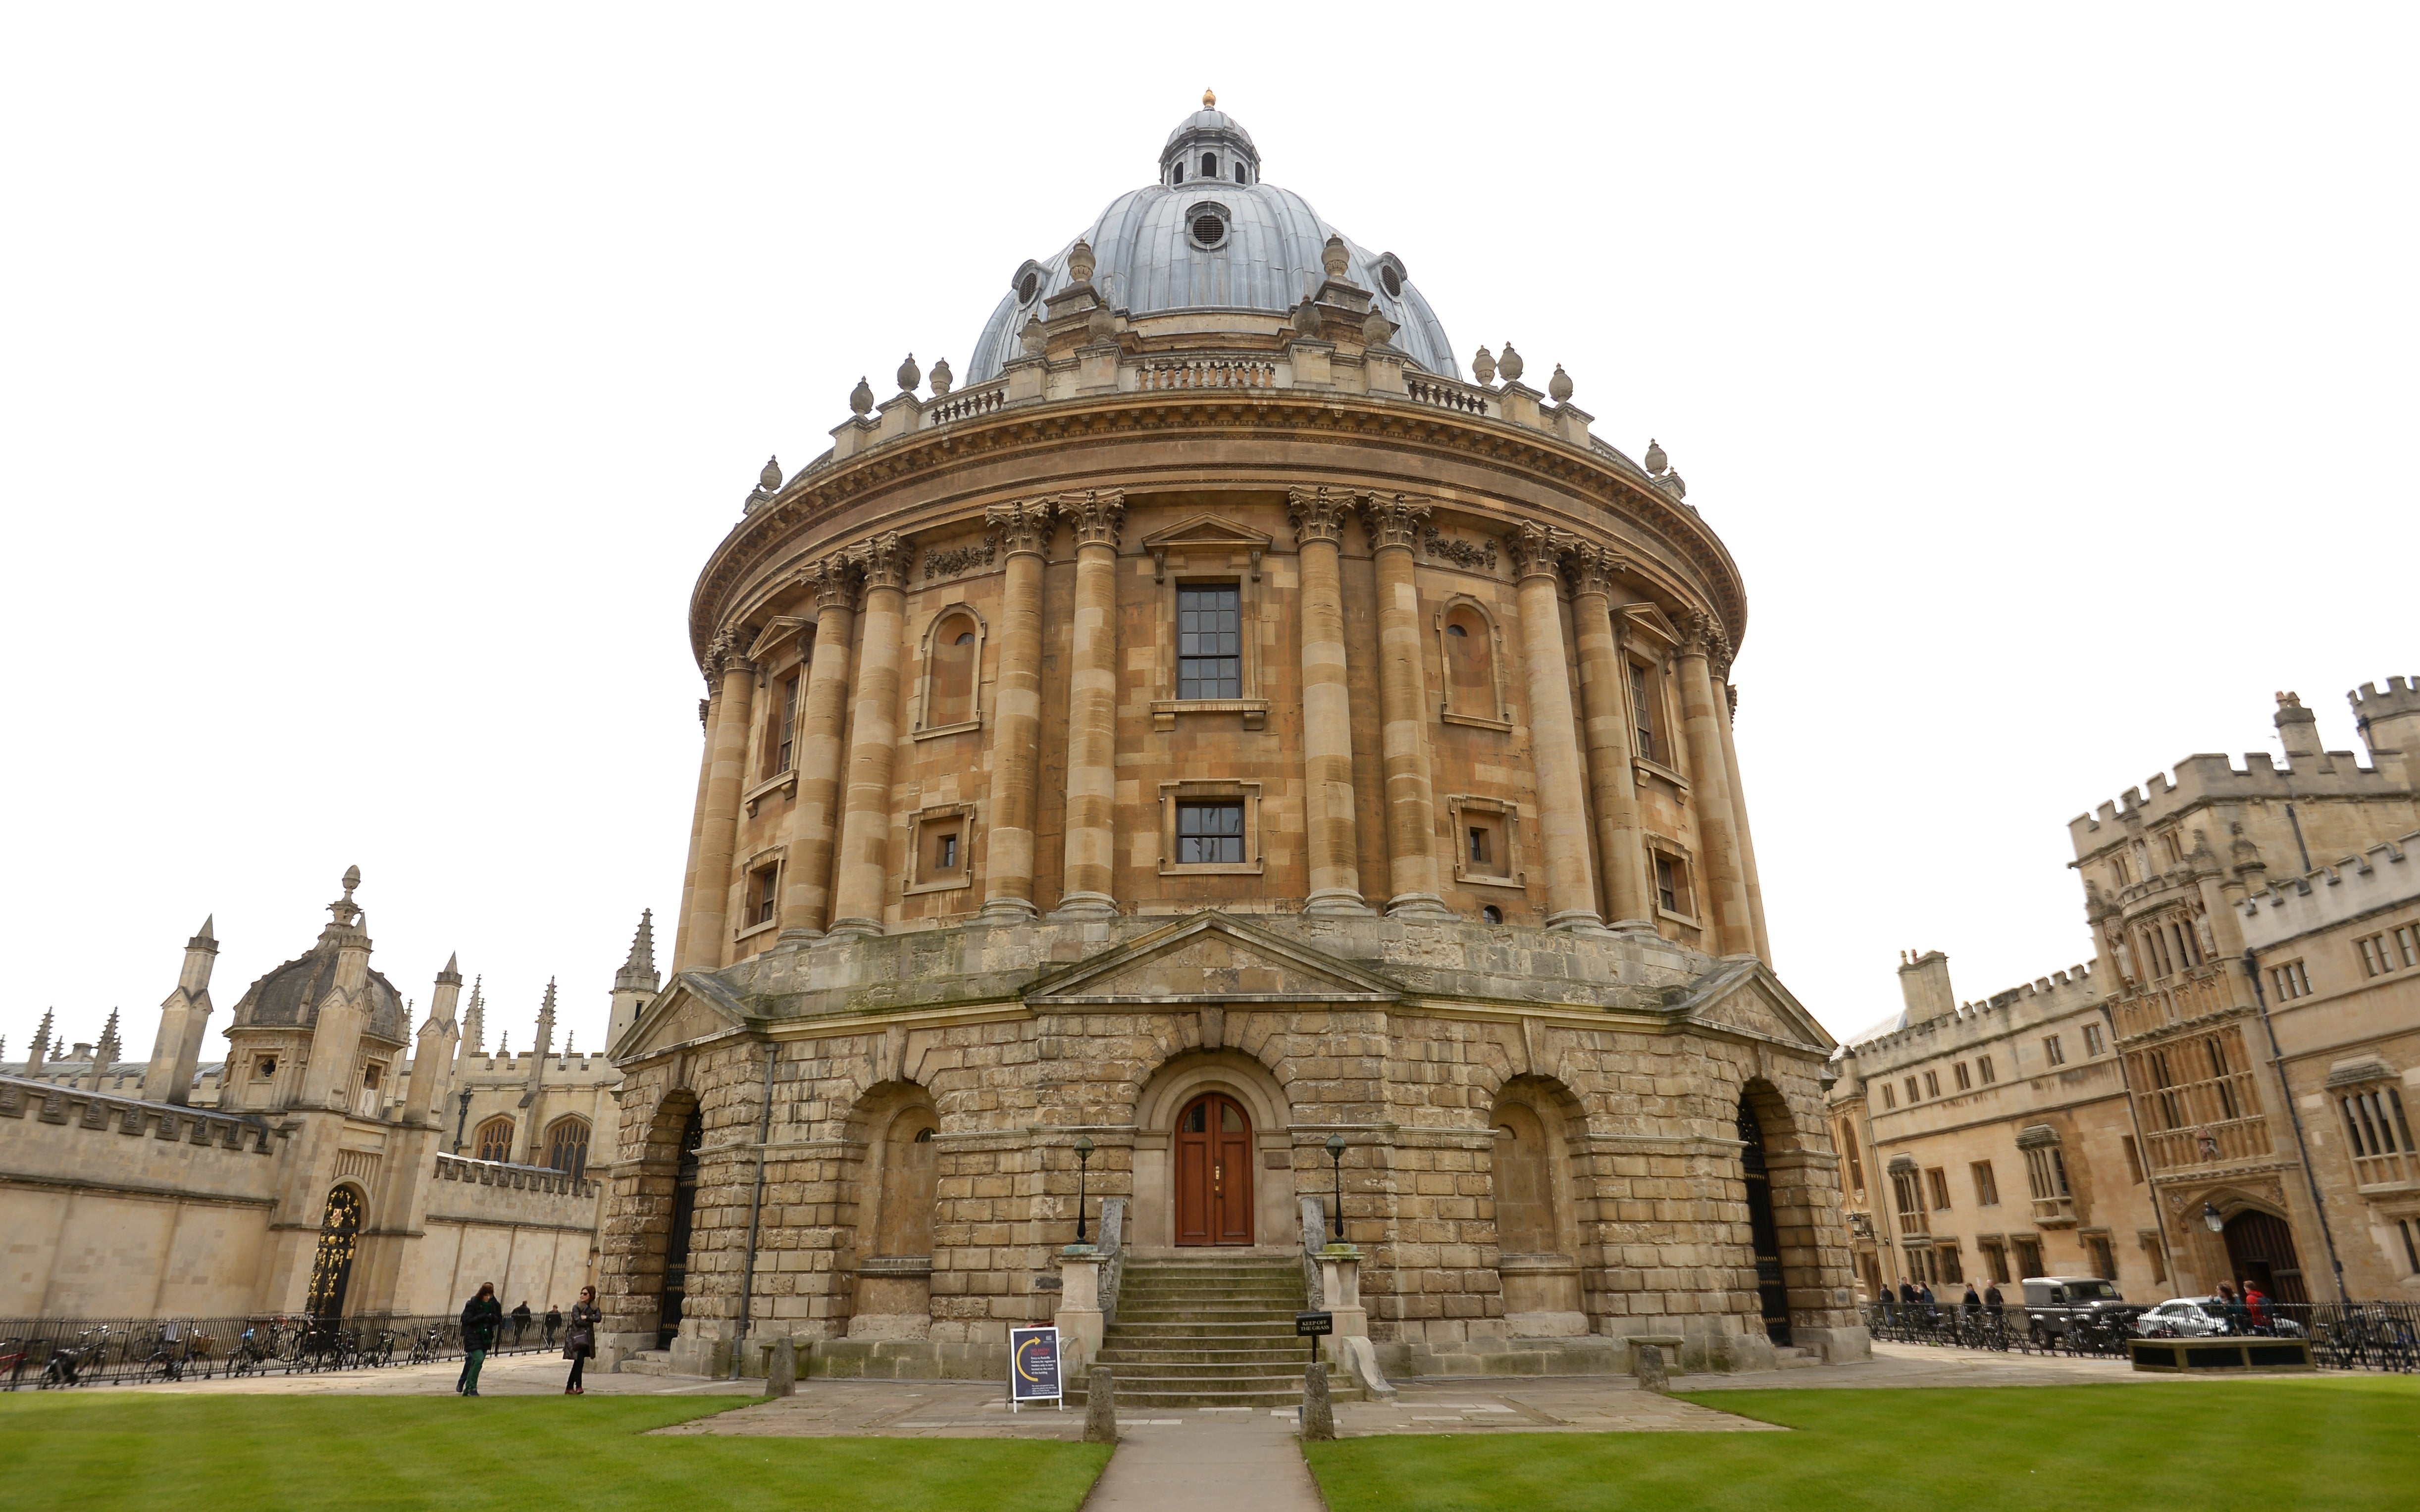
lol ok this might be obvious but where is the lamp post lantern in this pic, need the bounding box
[2202,1201,2225,1235]
[1074,1135,1095,1245]
[1325,1133,1346,1242]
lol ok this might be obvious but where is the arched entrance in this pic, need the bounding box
[1737,1098,1792,1345]
[2222,1209,2308,1306]
[1175,1093,1253,1246]
[305,1186,362,1321]
[657,1108,704,1350]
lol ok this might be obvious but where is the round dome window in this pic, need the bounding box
[1018,270,1040,303]
[1379,265,1402,299]
[1191,213,1227,249]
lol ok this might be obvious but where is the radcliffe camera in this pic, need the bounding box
[1,14,2412,1512]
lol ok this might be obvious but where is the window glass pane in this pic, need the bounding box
[1175,801,1245,863]
[1176,586,1241,699]
[1221,1101,1243,1133]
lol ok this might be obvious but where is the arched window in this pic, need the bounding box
[1201,151,1217,178]
[1435,598,1508,727]
[544,1116,592,1180]
[916,606,985,734]
[305,1186,363,1320]
[874,1107,939,1258]
[472,1115,515,1163]
[1492,1103,1557,1254]
[1482,905,1503,925]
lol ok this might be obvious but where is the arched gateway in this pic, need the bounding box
[597,101,1866,1382]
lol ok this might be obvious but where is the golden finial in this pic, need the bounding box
[1203,87,1217,109]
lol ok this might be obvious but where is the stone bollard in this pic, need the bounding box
[1300,1361,1336,1441]
[1083,1366,1118,1443]
[1631,1343,1669,1394]
[763,1337,797,1399]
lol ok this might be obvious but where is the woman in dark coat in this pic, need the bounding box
[458,1282,504,1397]
[564,1285,601,1395]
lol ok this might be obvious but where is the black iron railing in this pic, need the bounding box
[0,1313,565,1390]
[1860,1300,2420,1372]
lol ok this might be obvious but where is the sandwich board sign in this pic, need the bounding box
[1009,1325,1062,1411]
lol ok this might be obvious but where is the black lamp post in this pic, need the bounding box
[1074,1135,1095,1245]
[453,1089,473,1155]
[1325,1133,1347,1242]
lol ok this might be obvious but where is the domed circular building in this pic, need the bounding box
[604,98,1863,1389]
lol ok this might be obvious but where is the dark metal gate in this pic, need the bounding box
[1738,1101,1793,1345]
[657,1109,704,1351]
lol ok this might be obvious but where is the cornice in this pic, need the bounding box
[688,391,1748,665]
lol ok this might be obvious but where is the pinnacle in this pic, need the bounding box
[197,914,215,940]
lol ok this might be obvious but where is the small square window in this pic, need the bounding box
[1176,801,1246,864]
[935,831,961,873]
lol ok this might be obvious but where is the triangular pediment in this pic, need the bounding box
[1620,602,1683,649]
[1139,514,1275,554]
[1668,958,1835,1054]
[610,971,751,1062]
[1027,912,1400,1006]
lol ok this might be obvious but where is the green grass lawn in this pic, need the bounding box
[1306,1376,2420,1512]
[0,1393,1111,1512]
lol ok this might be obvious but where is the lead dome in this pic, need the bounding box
[967,104,1456,382]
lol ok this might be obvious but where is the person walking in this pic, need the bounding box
[1961,1283,1982,1317]
[2216,1283,2246,1334]
[544,1304,563,1348]
[457,1283,504,1397]
[563,1286,601,1395]
[1984,1281,2006,1318]
[511,1301,533,1347]
[2243,1282,2271,1334]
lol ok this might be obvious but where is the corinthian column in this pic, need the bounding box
[1052,489,1125,918]
[826,534,910,937]
[1505,522,1604,932]
[681,634,755,969]
[670,687,719,971]
[980,499,1054,920]
[1567,544,1648,928]
[1716,679,1772,963]
[1679,612,1754,956]
[778,556,860,940]
[1358,493,1447,916]
[1287,487,1368,914]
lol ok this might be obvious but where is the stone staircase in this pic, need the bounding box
[1773,1344,1824,1369]
[617,1349,677,1377]
[1071,1255,1344,1410]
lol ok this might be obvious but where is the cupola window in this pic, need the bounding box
[1172,163,1183,185]
[1018,270,1039,303]
[1201,152,1218,178]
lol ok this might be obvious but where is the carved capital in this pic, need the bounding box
[1501,519,1573,582]
[705,628,753,683]
[1057,488,1126,550]
[985,497,1057,558]
[1358,491,1431,552]
[850,532,910,592]
[1286,485,1352,547]
[806,554,861,615]
[1679,609,1732,668]
[1565,541,1628,599]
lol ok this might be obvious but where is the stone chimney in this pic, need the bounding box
[1897,950,1956,1024]
[2274,691,2322,766]
[143,915,220,1105]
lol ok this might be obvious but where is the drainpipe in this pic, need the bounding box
[2099,1001,2179,1290]
[2242,950,2349,1302]
[2284,804,2313,875]
[730,1042,779,1378]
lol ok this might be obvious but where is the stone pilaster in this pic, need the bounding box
[1716,677,1772,963]
[1503,522,1603,932]
[682,635,756,969]
[1288,486,1369,915]
[1053,490,1125,918]
[1679,613,1754,956]
[778,557,860,940]
[980,499,1055,920]
[1358,492,1447,916]
[670,684,721,972]
[1567,545,1649,929]
[827,534,910,937]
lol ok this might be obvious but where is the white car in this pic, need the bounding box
[2134,1298,2232,1337]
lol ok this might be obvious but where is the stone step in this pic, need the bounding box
[1104,1322,1301,1337]
[1086,1359,1329,1382]
[616,1350,678,1377]
[1098,1343,1317,1361]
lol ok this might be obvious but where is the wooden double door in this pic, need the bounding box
[1175,1093,1254,1246]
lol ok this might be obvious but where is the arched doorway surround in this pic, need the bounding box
[1491,1078,1588,1336]
[1737,1094,1793,1346]
[849,1086,940,1338]
[1176,1093,1255,1246]
[658,1107,705,1351]
[305,1185,363,1321]
[2223,1208,2309,1306]
[1131,1051,1295,1252]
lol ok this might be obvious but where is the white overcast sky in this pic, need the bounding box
[2,6,2412,1066]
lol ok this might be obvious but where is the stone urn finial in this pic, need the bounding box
[759,455,782,491]
[1203,87,1217,108]
[1087,301,1117,344]
[1293,298,1325,340]
[896,353,922,394]
[849,376,875,416]
[929,357,954,396]
[1322,235,1350,279]
[1472,346,1496,385]
[1361,307,1393,347]
[1644,437,1668,475]
[1020,316,1047,356]
[1548,364,1573,403]
[1068,238,1096,284]
[1497,343,1525,383]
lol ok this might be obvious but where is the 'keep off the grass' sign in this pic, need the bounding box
[1009,1326,1061,1408]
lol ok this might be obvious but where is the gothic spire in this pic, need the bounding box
[534,978,558,1059]
[615,908,661,993]
[24,1008,52,1076]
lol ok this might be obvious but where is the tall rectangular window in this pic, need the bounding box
[1980,1239,2010,1284]
[1955,1061,1972,1091]
[753,864,780,925]
[1926,1168,1951,1210]
[2122,1135,2144,1183]
[2396,924,2419,968]
[1881,1082,1897,1109]
[1905,1076,1921,1104]
[1176,585,1241,699]
[2087,1235,2117,1281]
[2083,1023,2106,1056]
[775,673,799,775]
[2044,1035,2067,1067]
[2403,1219,2420,1275]
[2271,961,2311,1000]
[1924,1070,1941,1099]
[2013,1237,2044,1278]
[2358,935,2391,977]
[1175,800,1245,863]
[1652,854,1690,915]
[1978,1055,1996,1085]
[1629,660,1659,763]
[1971,1160,2000,1207]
